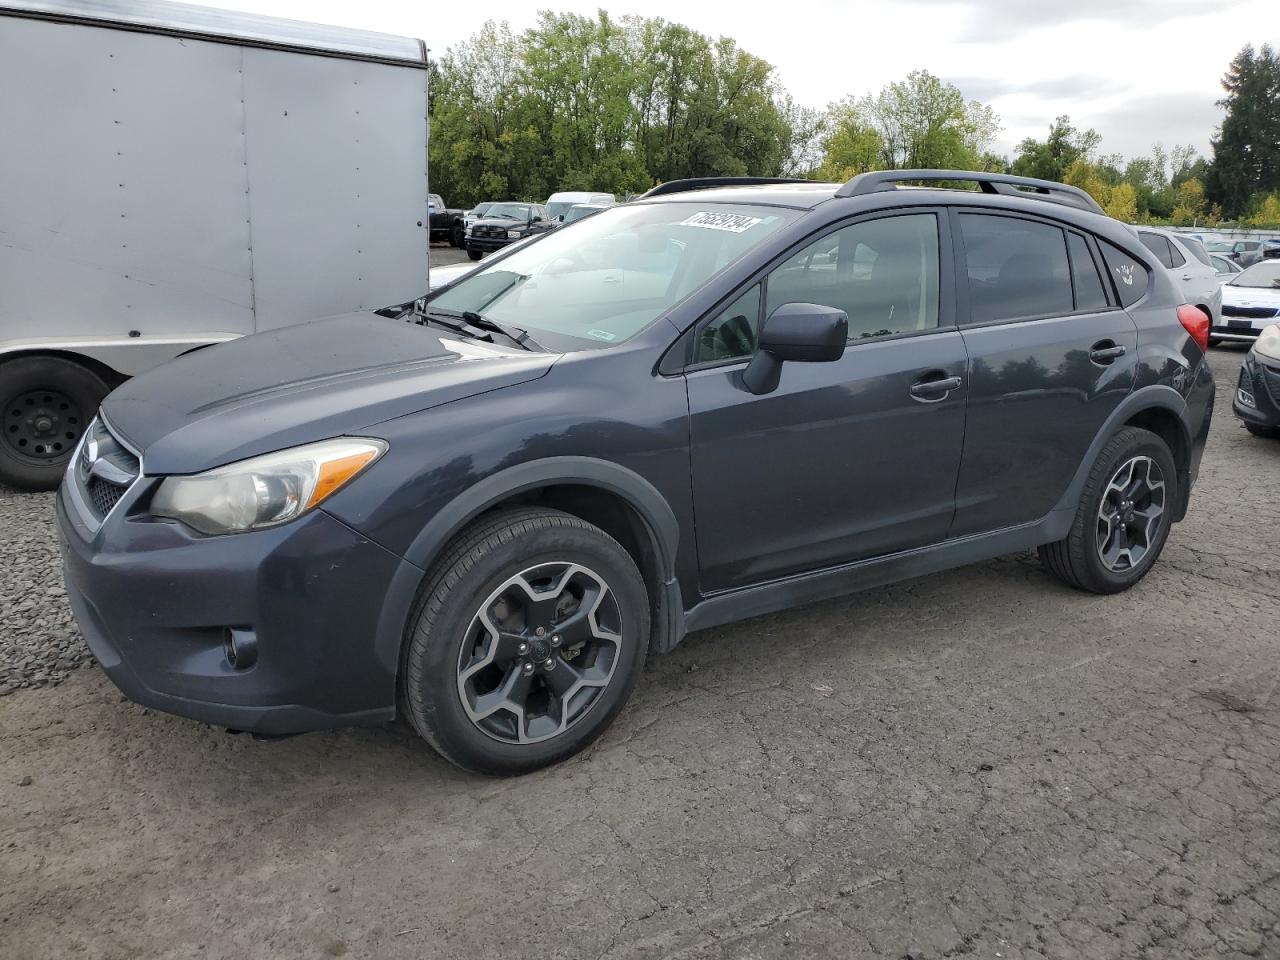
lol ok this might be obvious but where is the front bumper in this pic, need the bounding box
[1233,354,1280,429]
[1212,315,1278,342]
[57,476,416,735]
[466,235,517,253]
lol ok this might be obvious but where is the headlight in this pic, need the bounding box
[1255,324,1280,362]
[150,438,386,535]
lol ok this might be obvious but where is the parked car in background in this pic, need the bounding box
[0,0,430,491]
[1213,254,1244,283]
[1137,228,1221,329]
[465,202,549,260]
[1262,240,1280,260]
[545,191,616,221]
[1232,323,1280,437]
[563,202,611,224]
[460,202,496,243]
[58,170,1214,775]
[1208,240,1265,268]
[427,194,465,246]
[1215,261,1280,344]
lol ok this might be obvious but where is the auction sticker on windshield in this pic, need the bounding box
[680,211,764,233]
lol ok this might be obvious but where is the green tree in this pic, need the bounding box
[1011,116,1100,182]
[857,71,999,170]
[1104,182,1138,222]
[1170,179,1207,225]
[1249,193,1280,228]
[1207,44,1280,219]
[812,101,883,180]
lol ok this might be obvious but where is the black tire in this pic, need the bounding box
[1038,427,1178,595]
[402,507,650,775]
[467,248,483,261]
[450,223,464,248]
[1245,422,1279,439]
[0,356,109,491]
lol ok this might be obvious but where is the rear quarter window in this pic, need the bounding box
[1099,240,1150,307]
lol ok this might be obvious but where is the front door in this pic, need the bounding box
[685,210,969,594]
[950,211,1139,537]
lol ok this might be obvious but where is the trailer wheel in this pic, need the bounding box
[0,357,109,491]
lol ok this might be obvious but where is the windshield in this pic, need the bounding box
[1231,262,1280,288]
[428,202,799,348]
[471,202,493,217]
[564,204,601,223]
[486,203,532,220]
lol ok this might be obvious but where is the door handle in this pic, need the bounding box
[909,374,963,401]
[1089,341,1127,364]
[1181,274,1193,281]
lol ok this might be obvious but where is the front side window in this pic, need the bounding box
[429,202,799,348]
[1211,255,1235,273]
[1140,233,1175,269]
[1181,236,1213,267]
[961,214,1072,323]
[694,284,761,363]
[764,213,940,339]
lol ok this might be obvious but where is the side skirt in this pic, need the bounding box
[680,507,1075,636]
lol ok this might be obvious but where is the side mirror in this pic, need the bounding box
[532,215,543,223]
[558,214,566,222]
[742,302,847,395]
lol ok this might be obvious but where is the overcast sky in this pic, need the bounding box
[199,0,1274,161]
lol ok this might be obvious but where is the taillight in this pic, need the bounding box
[1177,304,1210,354]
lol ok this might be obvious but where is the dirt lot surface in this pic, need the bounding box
[2,346,1277,960]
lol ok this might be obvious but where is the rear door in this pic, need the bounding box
[685,209,969,592]
[950,211,1138,537]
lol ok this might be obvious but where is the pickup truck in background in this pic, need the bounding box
[427,194,465,247]
[0,0,431,490]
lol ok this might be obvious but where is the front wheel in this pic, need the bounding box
[466,248,483,261]
[1039,427,1178,594]
[0,356,109,491]
[402,508,650,775]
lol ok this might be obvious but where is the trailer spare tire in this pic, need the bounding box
[0,356,110,491]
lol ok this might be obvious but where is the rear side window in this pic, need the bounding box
[1067,233,1109,312]
[960,214,1073,323]
[1180,236,1213,267]
[1098,240,1150,307]
[1139,233,1176,268]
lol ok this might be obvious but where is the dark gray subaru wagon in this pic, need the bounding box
[58,171,1215,775]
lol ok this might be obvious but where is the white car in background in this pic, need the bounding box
[1137,228,1221,330]
[1215,261,1280,344]
[1212,253,1244,283]
[544,190,616,222]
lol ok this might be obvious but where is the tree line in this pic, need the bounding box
[428,13,1280,229]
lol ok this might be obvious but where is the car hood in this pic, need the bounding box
[103,312,556,475]
[1223,284,1280,306]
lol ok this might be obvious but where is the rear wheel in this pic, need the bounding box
[1039,427,1177,595]
[402,508,650,775]
[0,357,109,491]
[450,223,464,248]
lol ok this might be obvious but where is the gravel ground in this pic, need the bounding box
[2,345,1278,960]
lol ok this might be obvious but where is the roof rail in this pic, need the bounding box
[640,177,816,199]
[835,170,1105,215]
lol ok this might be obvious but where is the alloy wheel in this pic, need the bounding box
[456,562,623,744]
[1095,455,1166,572]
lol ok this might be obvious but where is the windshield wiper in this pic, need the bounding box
[460,311,545,352]
[416,305,543,352]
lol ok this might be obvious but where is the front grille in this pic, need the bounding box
[75,419,140,522]
[86,476,128,516]
[474,225,506,239]
[1223,304,1280,319]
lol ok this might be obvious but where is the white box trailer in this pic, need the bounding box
[0,0,430,488]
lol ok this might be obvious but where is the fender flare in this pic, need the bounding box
[1051,384,1192,518]
[372,457,685,684]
